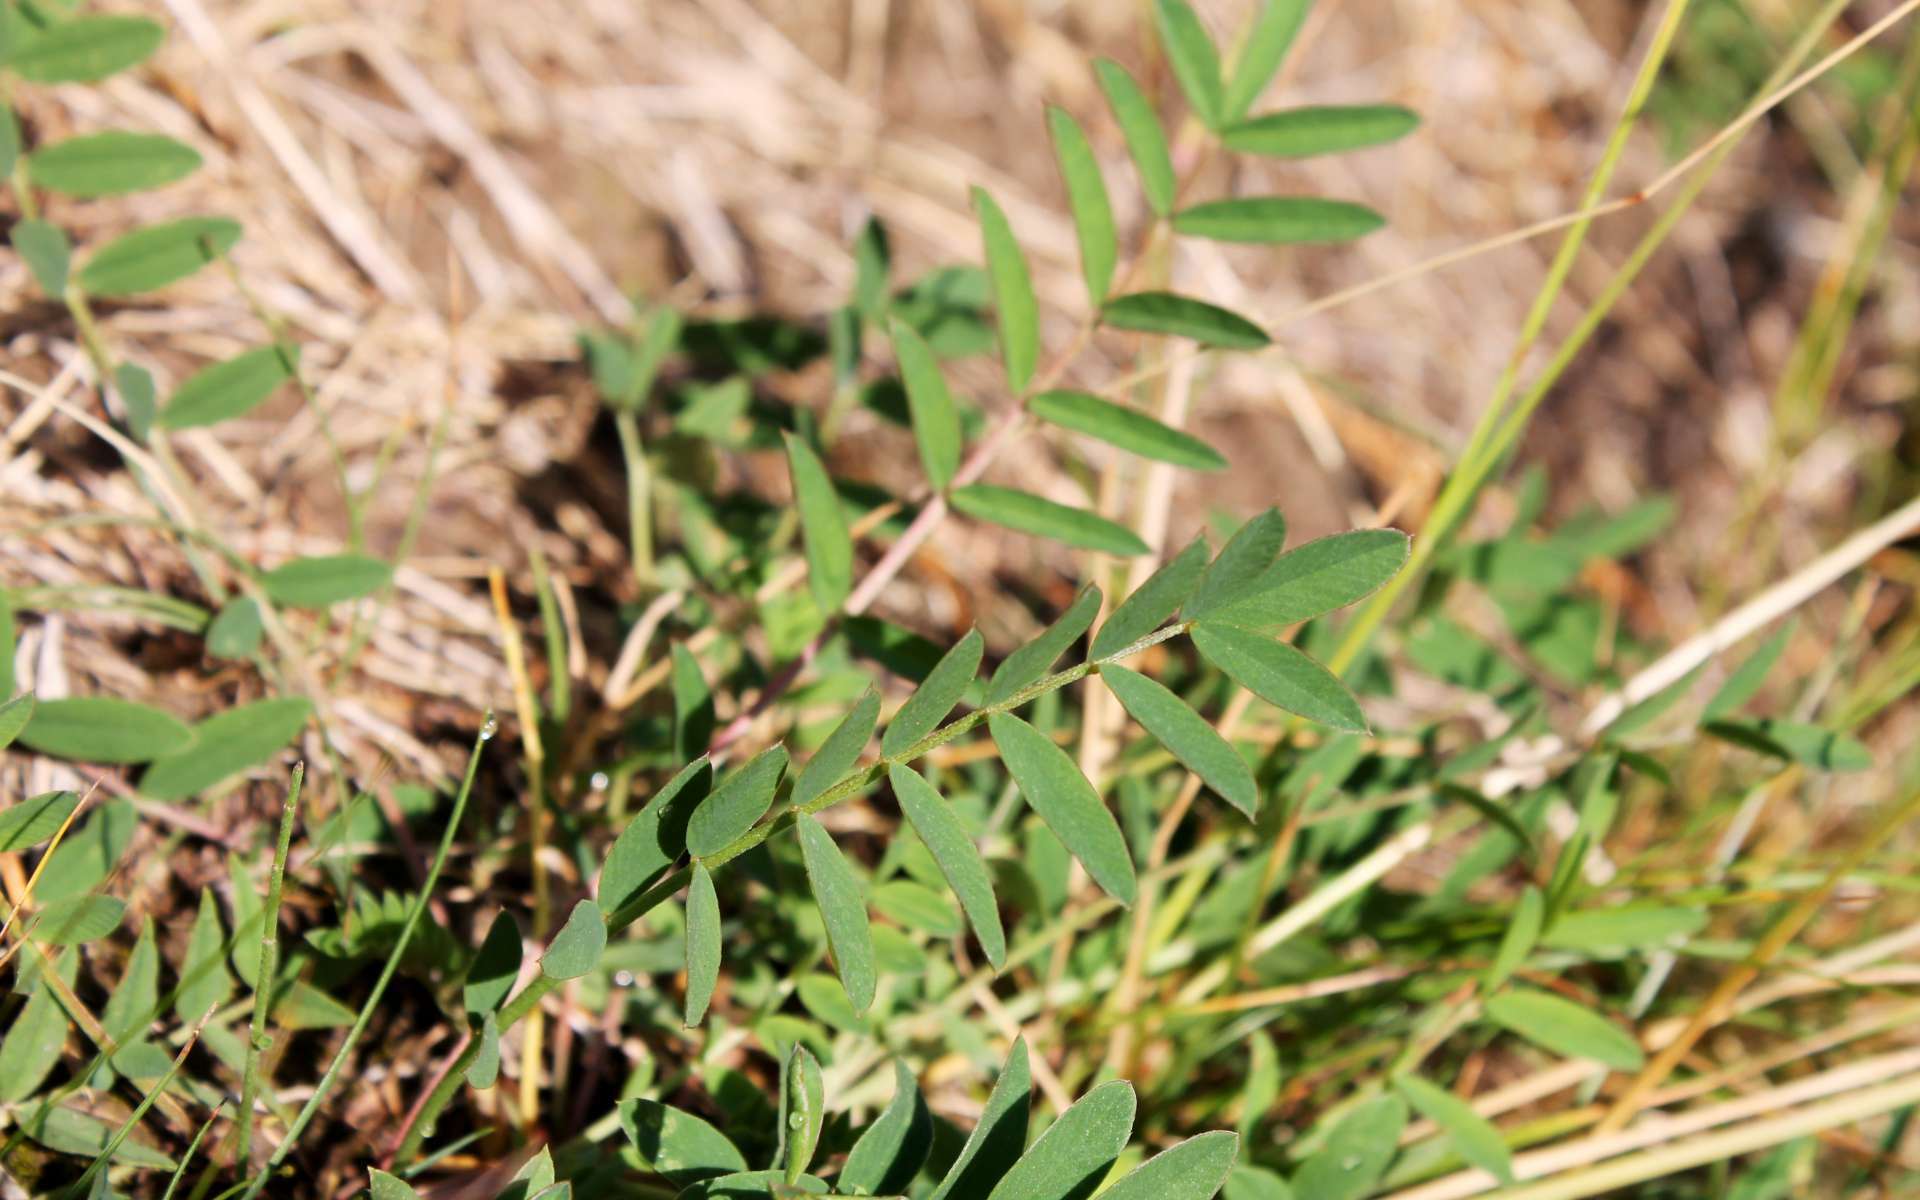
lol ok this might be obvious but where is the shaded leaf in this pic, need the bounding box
[840,1061,934,1196]
[79,216,240,296]
[1031,389,1226,470]
[12,218,70,296]
[1484,988,1644,1070]
[1103,292,1269,348]
[466,1012,501,1088]
[1099,1130,1239,1200]
[990,713,1136,903]
[602,760,709,911]
[1223,105,1420,158]
[540,898,606,981]
[101,919,159,1051]
[1102,665,1255,817]
[19,696,192,763]
[1291,1095,1407,1200]
[673,644,715,761]
[1153,0,1224,127]
[1188,509,1288,619]
[36,799,135,902]
[35,894,126,945]
[882,629,983,757]
[261,554,391,608]
[892,318,962,490]
[11,15,164,82]
[1542,905,1707,952]
[1094,59,1176,216]
[684,862,721,1025]
[204,596,264,659]
[891,765,1006,968]
[930,1038,1032,1200]
[1483,885,1542,994]
[782,1046,827,1183]
[370,1169,422,1200]
[619,1100,748,1186]
[951,484,1149,556]
[873,879,962,937]
[686,745,788,856]
[793,692,876,809]
[159,345,298,430]
[139,697,311,800]
[1201,530,1410,630]
[114,362,156,442]
[0,691,32,751]
[985,1079,1135,1200]
[1191,623,1367,731]
[28,131,200,196]
[1393,1075,1513,1185]
[1093,536,1209,658]
[0,951,76,1102]
[1047,106,1116,305]
[0,789,77,853]
[989,585,1102,703]
[785,433,853,612]
[1703,624,1793,722]
[1221,0,1311,122]
[1173,197,1385,244]
[1705,718,1872,772]
[974,187,1040,392]
[795,814,875,1014]
[21,1106,172,1169]
[174,888,230,1023]
[464,911,523,1015]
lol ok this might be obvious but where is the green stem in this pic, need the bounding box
[235,764,305,1168]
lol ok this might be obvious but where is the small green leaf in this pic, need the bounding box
[1484,885,1542,994]
[79,216,241,296]
[0,691,32,751]
[1102,666,1255,817]
[1099,1130,1239,1200]
[1173,197,1385,244]
[1543,905,1708,952]
[951,484,1149,556]
[632,308,682,408]
[1094,59,1176,217]
[1153,0,1224,128]
[159,345,298,430]
[114,363,156,442]
[261,553,391,608]
[1192,623,1366,731]
[673,644,715,761]
[369,1168,423,1200]
[841,1060,934,1196]
[1223,105,1420,158]
[0,789,77,853]
[36,799,135,903]
[0,953,77,1101]
[795,814,875,1014]
[784,433,853,613]
[1293,1095,1407,1200]
[989,586,1102,703]
[541,898,606,980]
[1031,389,1226,470]
[11,15,165,82]
[1221,0,1311,122]
[466,1012,501,1089]
[1102,292,1270,348]
[35,894,127,945]
[1484,988,1644,1070]
[28,131,201,197]
[19,696,192,763]
[101,918,159,1048]
[1702,624,1793,722]
[21,1105,172,1169]
[1093,536,1210,659]
[891,766,1006,968]
[892,319,962,490]
[139,697,312,800]
[853,217,891,321]
[1047,106,1117,306]
[174,888,230,1023]
[619,1100,748,1186]
[990,713,1136,904]
[882,629,983,757]
[930,1039,1032,1200]
[12,218,70,296]
[204,596,263,659]
[795,690,877,810]
[1393,1075,1513,1185]
[973,187,1039,393]
[686,745,788,857]
[465,911,523,1015]
[782,1045,827,1184]
[1188,509,1288,618]
[984,1079,1135,1200]
[1705,718,1873,772]
[684,862,721,1025]
[873,879,962,937]
[1201,529,1410,631]
[602,760,710,910]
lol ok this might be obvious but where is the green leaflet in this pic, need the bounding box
[985,1079,1135,1200]
[784,433,853,612]
[1094,59,1176,216]
[1292,1095,1407,1200]
[1172,197,1385,244]
[114,362,156,442]
[27,131,201,197]
[1484,988,1644,1070]
[989,585,1102,703]
[159,345,299,430]
[602,760,710,910]
[12,218,70,296]
[19,696,192,763]
[101,918,159,1050]
[1191,622,1367,732]
[1483,885,1542,994]
[204,596,264,659]
[369,1169,423,1200]
[793,690,877,808]
[782,1045,827,1183]
[540,898,607,981]
[619,1099,748,1186]
[1393,1075,1514,1185]
[854,217,891,321]
[1099,1130,1240,1200]
[1705,718,1873,772]
[990,713,1136,904]
[797,972,865,1032]
[795,814,876,1014]
[1101,665,1256,818]
[1702,623,1793,721]
[34,894,127,945]
[1102,292,1270,348]
[673,644,715,761]
[891,318,962,490]
[21,1105,173,1169]
[1189,510,1290,621]
[973,187,1040,393]
[686,745,788,857]
[0,952,76,1102]
[36,798,135,901]
[1221,0,1311,122]
[466,1012,501,1088]
[951,484,1149,556]
[139,697,312,799]
[684,862,721,1025]
[464,910,523,1015]
[1239,1033,1280,1140]
[882,629,983,757]
[174,889,231,1023]
[0,789,77,852]
[1047,106,1117,306]
[930,1038,1032,1200]
[891,766,1005,967]
[1223,105,1420,158]
[1542,905,1708,952]
[11,15,165,82]
[840,1061,934,1196]
[1093,536,1209,658]
[78,216,241,296]
[1030,389,1226,470]
[1199,529,1410,631]
[1153,0,1224,128]
[873,879,962,936]
[259,553,390,608]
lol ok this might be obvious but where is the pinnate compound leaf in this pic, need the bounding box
[891,319,962,490]
[619,1099,747,1186]
[1203,529,1410,631]
[882,629,983,756]
[1099,1130,1239,1200]
[0,691,36,751]
[1103,292,1269,348]
[1484,988,1644,1070]
[784,433,852,612]
[28,132,200,197]
[0,790,77,853]
[1102,665,1255,818]
[1188,509,1288,619]
[684,862,721,1025]
[12,219,70,296]
[1192,622,1367,731]
[985,1079,1135,1200]
[12,16,164,82]
[1393,1075,1513,1185]
[795,814,876,1013]
[792,691,876,809]
[931,1039,1032,1200]
[35,894,126,945]
[261,554,391,608]
[1173,197,1385,245]
[1483,885,1542,994]
[973,187,1040,393]
[891,766,1005,967]
[1221,0,1311,121]
[1031,390,1226,470]
[20,697,192,763]
[1292,1095,1407,1200]
[840,1061,934,1196]
[782,1046,827,1183]
[79,217,240,296]
[951,485,1149,557]
[160,345,298,430]
[139,697,312,799]
[1092,536,1209,658]
[990,585,1102,703]
[369,1169,422,1200]
[540,899,606,981]
[1223,105,1420,159]
[1153,0,1224,127]
[1047,106,1116,306]
[990,713,1136,904]
[465,911,523,1016]
[1094,59,1176,216]
[686,746,787,857]
[1702,624,1793,722]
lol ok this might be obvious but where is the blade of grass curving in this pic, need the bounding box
[233,764,302,1167]
[160,1103,225,1200]
[70,1021,207,1196]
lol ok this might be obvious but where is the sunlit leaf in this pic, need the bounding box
[1221,0,1311,122]
[1702,624,1793,722]
[159,345,298,430]
[990,585,1102,703]
[1393,1075,1513,1185]
[114,362,156,442]
[1192,623,1367,731]
[1153,0,1223,128]
[951,484,1149,556]
[1222,105,1419,158]
[1704,718,1873,772]
[782,1045,827,1183]
[11,15,164,83]
[1173,197,1385,244]
[1094,59,1176,216]
[28,131,200,197]
[985,1079,1135,1200]
[601,760,709,911]
[0,789,77,853]
[1483,885,1542,994]
[1484,988,1644,1070]
[370,1169,422,1200]
[1099,1130,1239,1200]
[139,697,312,800]
[1188,509,1288,619]
[784,433,853,613]
[260,553,391,608]
[1047,106,1116,306]
[991,713,1136,904]
[795,814,875,1013]
[687,745,787,857]
[892,319,962,490]
[19,696,192,763]
[0,689,37,751]
[891,766,1006,967]
[684,863,720,1025]
[1292,1095,1406,1200]
[79,216,241,296]
[974,187,1040,392]
[540,898,606,980]
[12,218,70,296]
[619,1099,748,1186]
[1543,905,1708,952]
[1031,389,1226,470]
[1103,292,1269,348]
[1102,665,1255,817]
[34,894,127,945]
[1200,530,1410,631]
[882,629,983,757]
[673,644,715,761]
[1093,536,1209,658]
